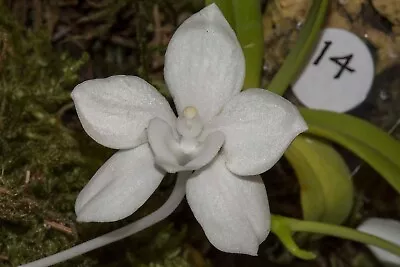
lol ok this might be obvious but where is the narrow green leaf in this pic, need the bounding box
[205,0,235,27]
[301,109,400,162]
[268,0,329,95]
[286,136,354,224]
[204,1,262,88]
[232,0,264,88]
[301,108,400,193]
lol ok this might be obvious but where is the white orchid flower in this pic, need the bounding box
[20,4,307,267]
[357,218,400,267]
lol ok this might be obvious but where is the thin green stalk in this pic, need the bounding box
[268,0,329,95]
[272,215,400,258]
[271,217,317,260]
[232,0,263,88]
[205,0,235,27]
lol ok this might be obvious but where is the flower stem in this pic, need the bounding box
[268,0,329,95]
[19,173,189,267]
[272,215,400,259]
[271,217,317,260]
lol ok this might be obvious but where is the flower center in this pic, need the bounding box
[147,106,224,173]
[176,106,203,138]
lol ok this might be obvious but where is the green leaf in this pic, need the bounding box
[285,138,325,221]
[301,108,400,193]
[268,0,329,95]
[205,0,263,88]
[205,0,235,27]
[232,0,264,88]
[285,136,354,224]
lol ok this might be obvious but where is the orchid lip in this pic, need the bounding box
[147,110,225,174]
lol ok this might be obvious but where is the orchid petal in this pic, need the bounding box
[207,89,307,176]
[18,174,188,267]
[72,75,176,149]
[147,118,225,173]
[75,144,164,222]
[186,156,270,255]
[357,218,400,266]
[164,4,245,122]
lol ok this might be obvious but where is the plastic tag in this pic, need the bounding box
[292,28,374,112]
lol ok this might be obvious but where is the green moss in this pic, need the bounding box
[0,2,87,265]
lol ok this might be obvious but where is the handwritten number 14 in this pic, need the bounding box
[313,41,355,79]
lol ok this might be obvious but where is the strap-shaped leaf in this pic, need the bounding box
[301,108,400,193]
[205,0,235,27]
[268,0,329,95]
[232,0,264,88]
[285,136,353,224]
[205,0,263,89]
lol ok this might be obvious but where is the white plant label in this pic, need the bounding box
[292,28,374,112]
